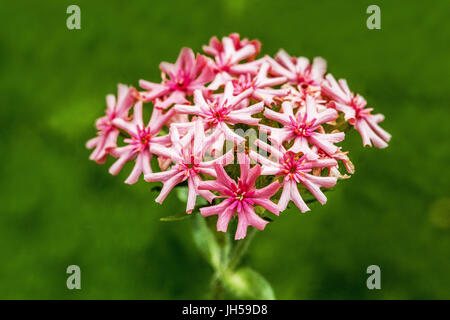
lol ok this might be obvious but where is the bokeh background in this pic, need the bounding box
[1,0,449,299]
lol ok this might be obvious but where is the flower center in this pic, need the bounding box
[97,110,117,134]
[207,100,231,125]
[167,70,190,91]
[179,152,200,177]
[232,74,254,95]
[131,126,152,152]
[216,55,231,72]
[296,72,315,87]
[289,114,317,137]
[229,181,256,211]
[350,94,370,119]
[235,193,245,201]
[281,151,310,182]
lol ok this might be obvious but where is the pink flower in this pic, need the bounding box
[321,74,391,148]
[260,96,344,160]
[249,140,337,212]
[199,153,280,240]
[281,84,325,107]
[86,36,392,240]
[266,50,327,88]
[108,101,173,184]
[326,149,354,179]
[231,62,289,106]
[139,47,214,109]
[310,146,355,180]
[145,120,234,213]
[203,33,262,90]
[86,84,137,164]
[174,81,264,145]
[157,155,173,171]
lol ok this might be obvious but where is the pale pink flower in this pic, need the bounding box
[174,81,264,146]
[327,149,354,179]
[310,146,355,180]
[162,109,190,128]
[203,33,262,90]
[281,84,324,107]
[145,120,234,213]
[260,97,344,160]
[86,84,137,164]
[108,102,173,184]
[249,140,337,212]
[199,153,280,240]
[139,47,214,109]
[266,50,327,89]
[156,112,190,171]
[231,62,289,106]
[157,156,172,172]
[321,74,391,148]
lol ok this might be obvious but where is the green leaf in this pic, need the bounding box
[223,267,275,300]
[159,212,192,222]
[192,214,222,271]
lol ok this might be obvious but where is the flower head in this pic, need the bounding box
[87,35,391,240]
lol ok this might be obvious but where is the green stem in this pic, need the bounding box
[209,228,258,299]
[228,228,258,271]
[210,276,224,299]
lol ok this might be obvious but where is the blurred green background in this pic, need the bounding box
[1,0,449,299]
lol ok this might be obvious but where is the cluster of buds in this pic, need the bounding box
[87,33,391,240]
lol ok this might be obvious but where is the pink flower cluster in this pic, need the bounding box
[87,33,391,240]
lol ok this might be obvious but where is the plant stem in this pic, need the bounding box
[228,227,258,271]
[210,276,224,299]
[209,228,258,299]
